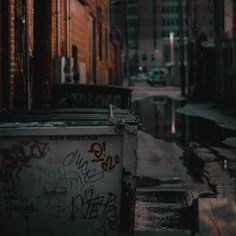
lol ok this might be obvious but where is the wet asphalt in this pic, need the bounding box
[131,82,236,236]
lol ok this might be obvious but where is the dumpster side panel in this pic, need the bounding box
[120,133,137,235]
[0,135,123,236]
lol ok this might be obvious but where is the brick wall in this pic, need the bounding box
[51,0,57,59]
[0,0,34,110]
[0,0,114,110]
[0,0,2,108]
[36,0,109,100]
[28,0,34,56]
[50,0,110,85]
[9,0,15,110]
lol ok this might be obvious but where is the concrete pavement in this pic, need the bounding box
[130,81,236,236]
[134,231,193,236]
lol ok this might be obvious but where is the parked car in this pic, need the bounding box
[147,68,167,86]
[147,71,154,78]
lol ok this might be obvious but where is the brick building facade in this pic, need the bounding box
[0,0,2,109]
[0,0,116,110]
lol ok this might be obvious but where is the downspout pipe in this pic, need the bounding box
[26,0,31,109]
[57,0,61,56]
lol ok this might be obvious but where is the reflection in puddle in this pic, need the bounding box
[171,99,176,135]
[133,96,236,234]
[133,96,236,146]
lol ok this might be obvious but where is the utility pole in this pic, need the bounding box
[187,0,192,99]
[214,0,225,104]
[179,0,186,96]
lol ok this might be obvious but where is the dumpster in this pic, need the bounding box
[0,107,138,236]
[52,84,132,110]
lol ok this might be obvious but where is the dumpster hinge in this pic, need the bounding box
[108,105,137,135]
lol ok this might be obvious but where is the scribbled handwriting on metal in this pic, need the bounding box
[88,142,120,172]
[63,150,104,185]
[47,186,118,233]
[49,135,98,141]
[0,139,47,221]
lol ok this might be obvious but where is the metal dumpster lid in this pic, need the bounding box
[0,107,138,128]
[52,84,133,110]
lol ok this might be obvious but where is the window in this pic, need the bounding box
[153,6,156,15]
[171,18,175,25]
[209,18,213,25]
[209,30,213,38]
[128,19,137,28]
[166,6,170,13]
[128,6,138,15]
[128,40,137,49]
[142,54,147,61]
[151,54,155,61]
[176,6,179,13]
[105,30,108,59]
[128,31,137,40]
[153,30,157,39]
[153,41,157,48]
[162,6,165,13]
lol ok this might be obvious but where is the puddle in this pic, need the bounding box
[133,96,236,234]
[133,96,236,147]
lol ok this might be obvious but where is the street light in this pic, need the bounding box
[169,31,175,64]
[166,32,175,85]
[123,0,131,86]
[178,0,186,96]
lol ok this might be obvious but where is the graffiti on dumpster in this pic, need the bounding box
[67,93,122,109]
[44,148,118,235]
[88,142,120,172]
[49,135,98,142]
[0,139,49,233]
[62,149,104,187]
[0,136,121,236]
[0,139,49,199]
[47,186,118,234]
